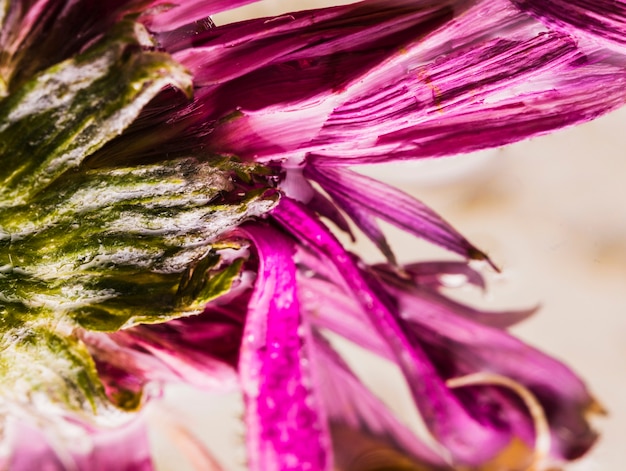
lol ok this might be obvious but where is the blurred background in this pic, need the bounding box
[152,2,626,469]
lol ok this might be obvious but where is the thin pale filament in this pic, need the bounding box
[446,372,550,471]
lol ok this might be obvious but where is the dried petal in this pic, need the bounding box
[239,223,332,471]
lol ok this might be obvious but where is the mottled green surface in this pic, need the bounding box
[0,20,274,414]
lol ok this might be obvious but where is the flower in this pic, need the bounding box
[0,0,622,470]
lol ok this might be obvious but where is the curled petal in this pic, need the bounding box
[272,198,510,465]
[239,223,332,471]
[384,280,600,460]
[310,333,449,469]
[306,166,491,264]
[509,0,626,53]
[80,298,249,407]
[448,372,551,471]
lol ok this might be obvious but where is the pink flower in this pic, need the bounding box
[0,0,622,469]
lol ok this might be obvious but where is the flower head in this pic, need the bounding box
[0,0,622,469]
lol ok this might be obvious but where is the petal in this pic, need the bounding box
[172,0,456,86]
[308,189,355,241]
[272,198,510,466]
[310,333,450,469]
[191,0,463,158]
[299,275,392,360]
[320,186,397,264]
[238,223,332,471]
[80,298,247,407]
[197,0,626,165]
[394,260,487,291]
[509,0,626,53]
[309,1,626,164]
[383,278,600,460]
[306,166,491,264]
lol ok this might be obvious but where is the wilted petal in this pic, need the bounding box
[310,25,626,163]
[80,296,249,408]
[272,198,510,465]
[310,333,450,469]
[239,224,332,471]
[509,0,626,52]
[383,278,600,460]
[306,166,491,264]
[189,0,626,165]
[173,0,457,86]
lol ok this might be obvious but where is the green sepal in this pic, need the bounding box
[0,19,192,206]
[0,316,107,414]
[0,15,278,419]
[0,157,275,331]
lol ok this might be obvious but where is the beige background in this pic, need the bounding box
[152,2,626,470]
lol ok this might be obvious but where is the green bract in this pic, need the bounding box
[0,19,275,414]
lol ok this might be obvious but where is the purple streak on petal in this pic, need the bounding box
[238,223,331,471]
[306,165,490,265]
[174,1,456,86]
[309,333,450,469]
[308,31,626,164]
[272,197,510,465]
[510,0,626,52]
[383,281,599,460]
[7,415,153,471]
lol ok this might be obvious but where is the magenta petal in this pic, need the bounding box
[80,299,248,401]
[306,165,490,264]
[305,0,626,164]
[323,187,397,264]
[510,0,626,52]
[299,276,392,361]
[310,333,449,469]
[308,189,355,241]
[272,198,510,465]
[174,1,453,86]
[385,281,599,460]
[375,265,535,329]
[239,224,331,471]
[197,1,460,159]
